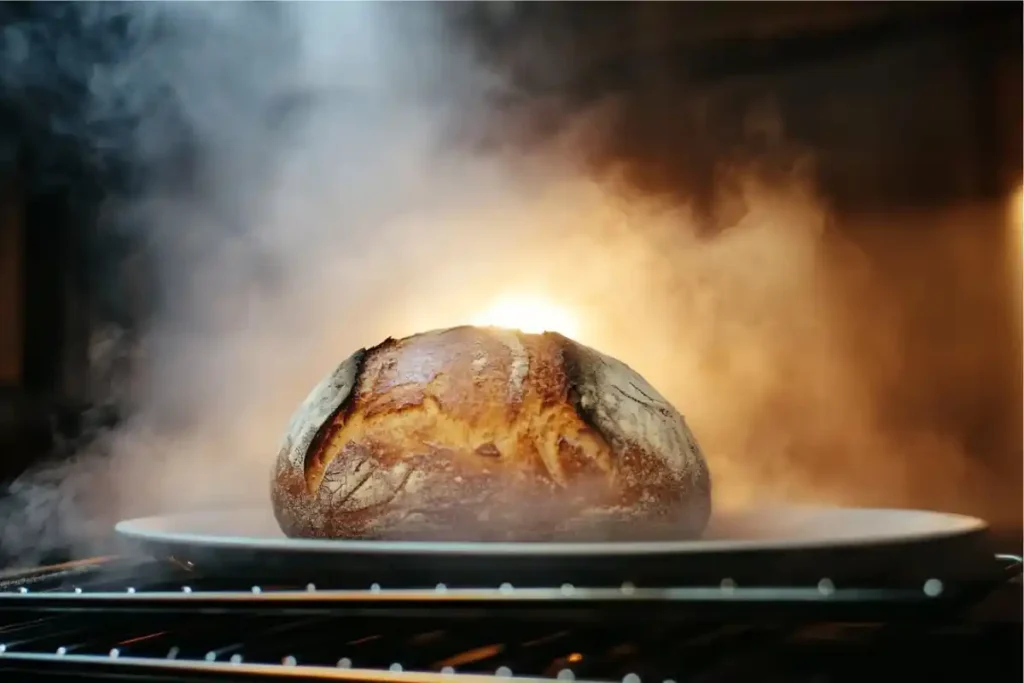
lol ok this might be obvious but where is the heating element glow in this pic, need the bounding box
[471,296,582,339]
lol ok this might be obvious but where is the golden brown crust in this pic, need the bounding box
[271,326,711,541]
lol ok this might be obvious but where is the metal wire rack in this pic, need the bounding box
[0,554,1019,682]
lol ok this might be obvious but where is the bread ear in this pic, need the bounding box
[276,349,366,487]
[560,335,710,519]
[562,336,705,477]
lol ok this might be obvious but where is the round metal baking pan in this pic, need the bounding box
[114,506,996,586]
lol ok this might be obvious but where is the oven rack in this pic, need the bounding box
[1,653,610,683]
[0,554,1019,619]
[0,595,1019,683]
[2,557,1015,602]
[0,555,1019,682]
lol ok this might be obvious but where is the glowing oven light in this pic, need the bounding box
[471,295,582,339]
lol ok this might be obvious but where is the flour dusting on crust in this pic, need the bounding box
[491,328,530,404]
[571,343,702,473]
[277,351,362,470]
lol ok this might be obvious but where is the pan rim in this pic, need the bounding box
[114,505,989,557]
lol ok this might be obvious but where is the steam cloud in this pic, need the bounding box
[0,3,1019,565]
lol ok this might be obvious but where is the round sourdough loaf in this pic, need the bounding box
[271,326,711,541]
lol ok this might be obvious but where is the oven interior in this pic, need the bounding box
[0,2,1021,681]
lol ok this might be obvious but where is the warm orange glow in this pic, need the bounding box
[471,295,582,339]
[1010,185,1023,287]
[567,653,583,663]
[1012,185,1023,322]
[1015,185,1023,246]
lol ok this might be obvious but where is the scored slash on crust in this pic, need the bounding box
[301,349,369,492]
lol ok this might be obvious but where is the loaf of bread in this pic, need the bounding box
[271,326,711,541]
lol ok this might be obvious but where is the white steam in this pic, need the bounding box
[1,3,539,561]
[2,3,657,561]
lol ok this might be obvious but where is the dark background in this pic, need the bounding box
[0,2,1020,552]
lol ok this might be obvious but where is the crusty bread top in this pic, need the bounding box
[272,326,711,541]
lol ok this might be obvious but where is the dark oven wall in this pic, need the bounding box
[0,138,102,487]
[460,1,1022,216]
[0,3,142,486]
